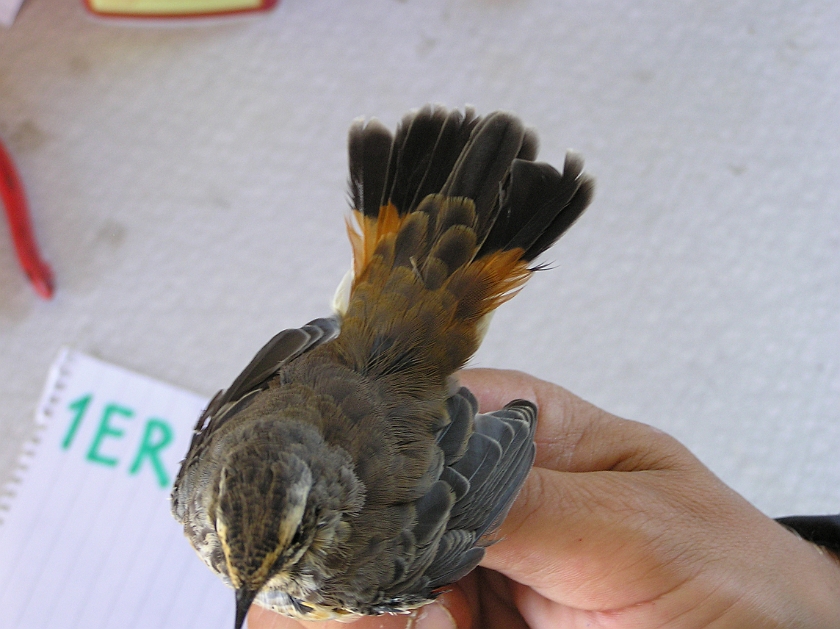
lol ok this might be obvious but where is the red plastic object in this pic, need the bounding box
[0,139,54,299]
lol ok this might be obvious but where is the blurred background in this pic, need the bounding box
[1,0,838,517]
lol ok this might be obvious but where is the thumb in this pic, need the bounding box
[479,465,687,610]
[458,370,711,610]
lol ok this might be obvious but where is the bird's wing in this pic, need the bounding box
[171,316,340,519]
[372,387,537,611]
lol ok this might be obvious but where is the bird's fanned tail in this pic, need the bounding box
[338,105,594,376]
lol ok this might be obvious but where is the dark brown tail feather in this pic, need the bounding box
[347,105,594,286]
[480,151,595,262]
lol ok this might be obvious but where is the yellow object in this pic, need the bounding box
[86,0,270,17]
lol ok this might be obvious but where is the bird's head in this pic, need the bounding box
[214,444,314,629]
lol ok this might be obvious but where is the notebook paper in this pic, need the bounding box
[0,349,232,629]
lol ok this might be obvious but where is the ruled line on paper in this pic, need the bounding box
[0,349,233,629]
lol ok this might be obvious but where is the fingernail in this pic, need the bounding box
[414,602,457,629]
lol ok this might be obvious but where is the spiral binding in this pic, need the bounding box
[0,348,76,527]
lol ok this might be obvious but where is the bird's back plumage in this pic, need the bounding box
[171,105,594,626]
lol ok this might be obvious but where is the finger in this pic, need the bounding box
[479,445,777,613]
[434,586,474,629]
[457,369,695,473]
[246,605,412,629]
[441,570,531,629]
[484,461,840,624]
[471,569,532,629]
[479,464,695,610]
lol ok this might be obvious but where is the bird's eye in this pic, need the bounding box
[290,527,303,546]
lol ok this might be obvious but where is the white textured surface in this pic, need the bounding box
[1,0,838,521]
[0,0,26,27]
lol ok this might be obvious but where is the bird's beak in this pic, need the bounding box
[234,586,258,629]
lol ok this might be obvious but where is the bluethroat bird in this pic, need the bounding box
[171,105,594,628]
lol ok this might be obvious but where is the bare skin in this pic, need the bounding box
[248,369,840,629]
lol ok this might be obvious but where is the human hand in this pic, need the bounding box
[248,369,840,629]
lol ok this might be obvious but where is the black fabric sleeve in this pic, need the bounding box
[775,514,840,555]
